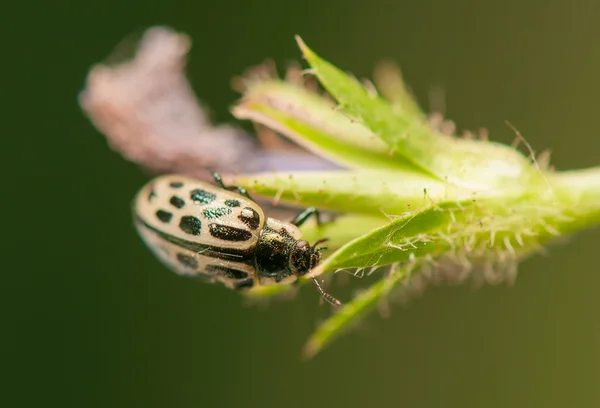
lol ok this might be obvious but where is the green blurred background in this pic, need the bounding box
[9,0,600,406]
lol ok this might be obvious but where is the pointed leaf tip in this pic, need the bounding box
[295,35,311,60]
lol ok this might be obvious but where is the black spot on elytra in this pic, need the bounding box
[170,181,184,188]
[148,189,157,202]
[190,189,216,205]
[209,224,252,241]
[203,207,232,219]
[155,209,173,223]
[179,216,202,235]
[170,196,185,209]
[176,253,198,269]
[238,207,261,230]
[205,265,249,279]
[135,217,255,263]
[225,199,240,207]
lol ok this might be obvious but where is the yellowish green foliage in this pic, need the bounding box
[229,37,600,357]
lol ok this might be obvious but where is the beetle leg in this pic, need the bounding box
[290,207,321,227]
[211,172,255,202]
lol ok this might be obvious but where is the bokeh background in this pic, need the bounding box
[9,0,600,406]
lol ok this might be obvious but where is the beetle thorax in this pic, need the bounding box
[254,218,321,283]
[254,221,298,282]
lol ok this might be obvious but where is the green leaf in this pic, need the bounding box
[303,263,414,359]
[296,36,539,191]
[232,80,420,171]
[230,170,476,215]
[229,37,600,358]
[309,200,475,276]
[298,213,388,250]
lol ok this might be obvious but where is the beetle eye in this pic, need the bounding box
[296,240,309,249]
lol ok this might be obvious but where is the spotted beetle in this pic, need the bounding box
[133,173,340,306]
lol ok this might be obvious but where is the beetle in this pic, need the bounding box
[133,172,340,306]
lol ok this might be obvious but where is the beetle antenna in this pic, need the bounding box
[312,238,329,249]
[312,277,341,307]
